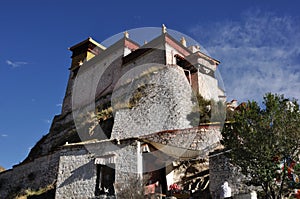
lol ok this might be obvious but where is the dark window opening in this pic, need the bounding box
[143,152,168,197]
[175,55,196,86]
[99,117,114,140]
[95,164,115,197]
[184,70,192,84]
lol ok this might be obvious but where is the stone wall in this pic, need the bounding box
[111,65,196,139]
[0,150,60,198]
[56,139,141,198]
[55,146,96,198]
[209,151,254,199]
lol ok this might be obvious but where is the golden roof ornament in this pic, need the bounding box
[180,37,187,47]
[124,31,129,38]
[162,24,167,34]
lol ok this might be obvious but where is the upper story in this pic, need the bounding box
[62,25,225,114]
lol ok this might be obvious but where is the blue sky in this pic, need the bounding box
[0,0,300,169]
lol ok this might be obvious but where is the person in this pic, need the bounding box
[220,181,232,199]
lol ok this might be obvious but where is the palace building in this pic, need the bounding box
[0,25,253,199]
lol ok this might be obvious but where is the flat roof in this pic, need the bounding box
[69,37,106,51]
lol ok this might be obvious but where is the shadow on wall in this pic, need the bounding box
[59,161,94,188]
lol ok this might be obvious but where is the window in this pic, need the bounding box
[95,164,115,196]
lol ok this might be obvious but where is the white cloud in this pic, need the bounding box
[56,103,62,107]
[6,60,28,68]
[1,134,8,137]
[190,9,300,103]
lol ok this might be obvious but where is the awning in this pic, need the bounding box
[94,154,116,165]
[174,54,198,73]
[141,139,211,160]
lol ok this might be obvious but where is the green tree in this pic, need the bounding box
[221,93,300,199]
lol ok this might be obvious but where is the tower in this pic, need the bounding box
[62,37,106,113]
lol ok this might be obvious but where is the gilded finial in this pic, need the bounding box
[162,24,167,34]
[180,37,187,47]
[124,31,129,38]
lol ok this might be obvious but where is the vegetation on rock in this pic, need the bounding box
[188,93,229,126]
